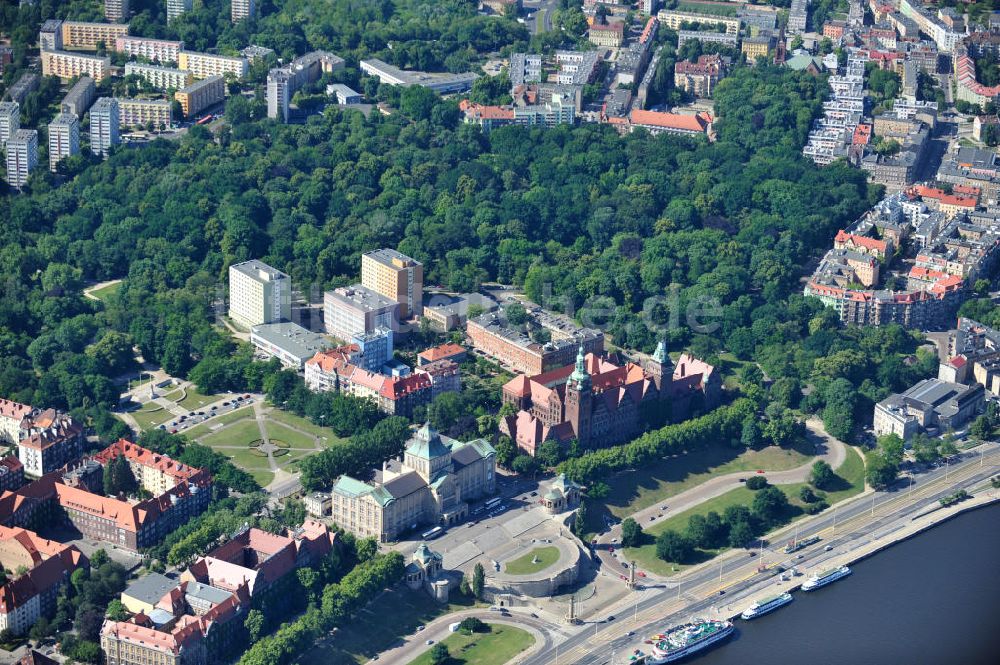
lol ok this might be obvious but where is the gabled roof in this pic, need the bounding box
[629,109,709,132]
[418,343,466,363]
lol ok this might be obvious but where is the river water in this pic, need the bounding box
[691,503,1000,665]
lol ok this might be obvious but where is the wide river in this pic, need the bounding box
[689,502,1000,665]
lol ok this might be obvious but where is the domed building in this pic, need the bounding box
[542,473,583,514]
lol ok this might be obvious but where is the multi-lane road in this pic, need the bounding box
[522,444,1000,665]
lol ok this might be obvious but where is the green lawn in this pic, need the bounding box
[199,419,263,450]
[130,406,174,431]
[582,442,815,538]
[183,406,255,439]
[407,624,534,665]
[265,421,319,450]
[298,589,480,665]
[176,387,218,411]
[504,546,560,575]
[266,408,348,446]
[622,448,866,576]
[87,281,121,302]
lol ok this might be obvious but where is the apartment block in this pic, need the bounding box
[38,19,63,52]
[41,51,111,81]
[61,76,96,116]
[115,35,184,63]
[174,75,225,118]
[167,0,193,22]
[323,285,398,341]
[48,113,80,172]
[0,458,23,495]
[361,248,423,318]
[674,54,727,98]
[0,399,33,445]
[0,102,19,149]
[116,97,172,129]
[177,51,248,79]
[5,129,37,191]
[228,259,291,329]
[95,439,211,497]
[17,410,82,477]
[657,9,740,34]
[61,21,129,50]
[589,20,625,48]
[105,0,130,22]
[266,51,345,121]
[90,97,120,157]
[0,526,87,635]
[232,0,255,22]
[124,62,193,91]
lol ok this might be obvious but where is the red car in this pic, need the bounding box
[757,469,765,474]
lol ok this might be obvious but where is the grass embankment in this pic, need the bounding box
[407,624,535,665]
[299,589,481,665]
[504,546,560,575]
[582,442,815,538]
[623,447,866,576]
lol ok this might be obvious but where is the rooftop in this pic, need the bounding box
[250,322,331,360]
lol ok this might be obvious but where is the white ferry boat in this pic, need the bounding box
[740,592,793,620]
[646,619,734,663]
[801,565,851,591]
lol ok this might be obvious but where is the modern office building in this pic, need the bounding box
[166,0,193,22]
[38,19,63,52]
[323,285,398,341]
[266,51,345,121]
[5,129,37,191]
[48,112,79,172]
[359,58,478,93]
[115,36,184,63]
[0,102,19,149]
[228,259,291,329]
[361,248,423,318]
[41,51,111,81]
[874,378,984,440]
[116,97,172,129]
[231,0,254,22]
[124,63,193,91]
[60,21,129,50]
[105,0,130,22]
[89,97,120,157]
[250,322,330,369]
[328,83,362,104]
[177,51,248,79]
[61,76,96,116]
[174,75,225,117]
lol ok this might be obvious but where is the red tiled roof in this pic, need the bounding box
[380,373,431,400]
[418,343,466,363]
[94,439,208,484]
[834,230,888,253]
[591,21,624,35]
[0,399,32,421]
[629,109,709,132]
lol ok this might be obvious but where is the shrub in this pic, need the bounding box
[745,475,768,490]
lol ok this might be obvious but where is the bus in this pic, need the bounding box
[485,497,502,511]
[421,526,444,540]
[195,114,214,125]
